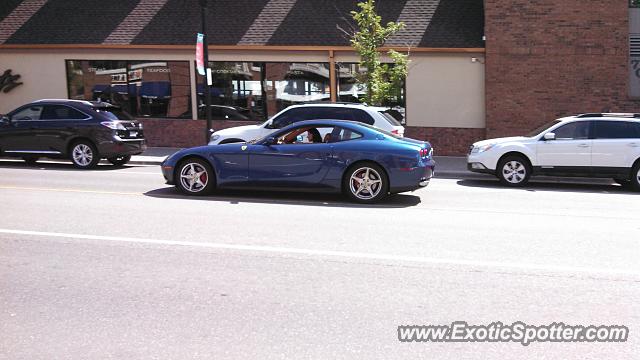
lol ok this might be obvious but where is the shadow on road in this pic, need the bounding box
[456,178,640,195]
[143,187,422,208]
[0,159,135,171]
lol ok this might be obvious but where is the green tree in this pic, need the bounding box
[350,0,408,106]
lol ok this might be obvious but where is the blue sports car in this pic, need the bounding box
[160,120,435,203]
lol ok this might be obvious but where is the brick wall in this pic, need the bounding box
[138,118,485,155]
[139,119,483,155]
[138,118,262,147]
[485,0,640,138]
[404,126,486,156]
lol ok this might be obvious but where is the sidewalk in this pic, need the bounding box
[131,147,481,178]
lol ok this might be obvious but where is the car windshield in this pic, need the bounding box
[93,106,134,121]
[525,120,561,137]
[379,109,404,126]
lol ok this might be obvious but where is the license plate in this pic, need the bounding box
[129,131,138,137]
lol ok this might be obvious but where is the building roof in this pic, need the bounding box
[0,0,484,48]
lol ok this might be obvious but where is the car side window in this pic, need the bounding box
[349,109,375,125]
[41,105,87,120]
[10,105,43,121]
[272,108,311,128]
[593,121,640,139]
[333,127,363,142]
[277,126,331,144]
[552,121,590,140]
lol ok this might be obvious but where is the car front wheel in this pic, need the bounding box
[343,162,389,203]
[176,159,215,195]
[70,141,100,169]
[497,155,531,187]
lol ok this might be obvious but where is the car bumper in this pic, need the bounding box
[467,153,496,175]
[389,160,435,193]
[161,161,175,184]
[98,139,147,158]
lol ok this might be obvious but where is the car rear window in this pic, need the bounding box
[93,107,134,120]
[378,109,403,126]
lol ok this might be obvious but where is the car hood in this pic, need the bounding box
[213,124,262,135]
[472,136,530,147]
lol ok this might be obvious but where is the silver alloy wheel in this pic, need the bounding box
[349,167,383,200]
[179,162,209,193]
[72,144,93,167]
[502,160,527,184]
[637,167,640,184]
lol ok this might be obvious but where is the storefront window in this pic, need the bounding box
[66,60,191,118]
[264,63,331,117]
[195,62,264,121]
[196,62,331,121]
[335,62,406,121]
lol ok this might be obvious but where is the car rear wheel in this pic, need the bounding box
[497,155,531,187]
[343,162,388,203]
[176,159,215,195]
[70,141,100,169]
[108,155,131,166]
[630,163,640,191]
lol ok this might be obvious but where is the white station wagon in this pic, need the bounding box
[467,113,640,189]
[208,103,405,145]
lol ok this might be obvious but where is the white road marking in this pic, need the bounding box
[0,228,637,278]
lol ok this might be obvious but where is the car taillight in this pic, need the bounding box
[100,121,126,130]
[391,129,400,135]
[419,148,433,158]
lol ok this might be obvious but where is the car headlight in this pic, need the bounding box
[210,134,220,141]
[471,144,495,153]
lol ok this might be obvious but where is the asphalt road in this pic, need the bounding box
[0,160,638,359]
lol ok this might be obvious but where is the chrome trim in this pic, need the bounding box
[3,150,62,154]
[114,137,145,142]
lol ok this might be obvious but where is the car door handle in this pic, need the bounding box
[577,143,590,148]
[629,143,639,147]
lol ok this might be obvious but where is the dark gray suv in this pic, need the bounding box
[0,99,146,168]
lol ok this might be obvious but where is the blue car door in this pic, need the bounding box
[248,143,333,189]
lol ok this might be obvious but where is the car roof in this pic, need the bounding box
[30,99,118,109]
[561,113,640,122]
[288,102,374,110]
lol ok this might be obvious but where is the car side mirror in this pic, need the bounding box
[265,121,276,129]
[544,132,556,141]
[264,136,277,145]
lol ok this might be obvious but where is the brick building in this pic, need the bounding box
[0,0,637,154]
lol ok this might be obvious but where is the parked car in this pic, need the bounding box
[162,120,433,203]
[198,104,258,121]
[0,99,146,168]
[208,103,405,145]
[467,113,640,189]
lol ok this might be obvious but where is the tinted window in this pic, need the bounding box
[593,121,640,139]
[349,109,375,125]
[272,108,311,128]
[379,109,403,126]
[10,105,43,121]
[552,122,590,140]
[94,107,134,120]
[41,105,87,120]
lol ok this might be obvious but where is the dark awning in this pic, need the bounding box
[140,81,171,99]
[92,84,110,93]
